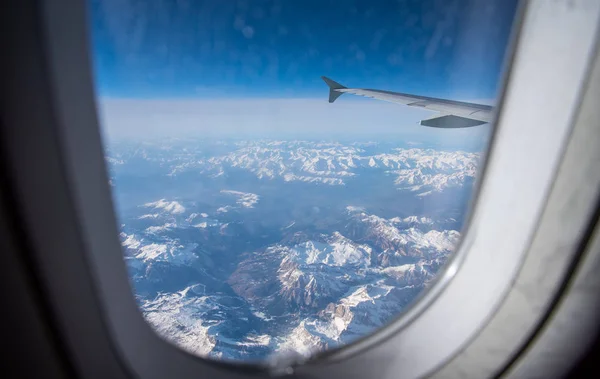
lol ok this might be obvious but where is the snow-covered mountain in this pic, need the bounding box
[107,140,479,196]
[119,203,459,359]
[106,139,479,361]
[197,142,478,195]
[144,199,186,214]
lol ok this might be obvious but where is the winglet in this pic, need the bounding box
[321,76,346,103]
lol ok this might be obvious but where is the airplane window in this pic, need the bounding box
[87,0,518,362]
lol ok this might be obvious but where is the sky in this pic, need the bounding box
[88,0,519,143]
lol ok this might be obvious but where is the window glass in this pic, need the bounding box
[88,0,518,362]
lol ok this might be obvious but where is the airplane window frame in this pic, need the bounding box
[506,37,600,376]
[1,0,599,379]
[430,25,600,379]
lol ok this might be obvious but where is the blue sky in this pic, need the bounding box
[89,0,518,142]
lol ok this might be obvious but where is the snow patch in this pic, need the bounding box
[144,199,186,214]
[221,190,260,208]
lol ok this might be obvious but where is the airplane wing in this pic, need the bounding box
[322,76,494,128]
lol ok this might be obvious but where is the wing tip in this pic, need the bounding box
[321,76,346,90]
[322,76,346,103]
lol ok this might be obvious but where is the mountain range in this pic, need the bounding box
[107,139,479,361]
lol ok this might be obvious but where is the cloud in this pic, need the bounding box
[96,97,490,150]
